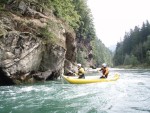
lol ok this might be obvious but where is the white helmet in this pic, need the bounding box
[102,63,107,67]
[77,63,81,67]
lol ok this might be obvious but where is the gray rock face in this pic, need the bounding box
[0,29,43,84]
[0,0,77,85]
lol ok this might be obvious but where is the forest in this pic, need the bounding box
[113,20,150,67]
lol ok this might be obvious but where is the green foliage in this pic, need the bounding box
[113,42,124,66]
[73,0,96,41]
[124,54,139,66]
[0,0,9,4]
[130,54,139,66]
[143,35,150,50]
[71,0,108,67]
[123,54,131,65]
[113,20,150,66]
[0,0,8,11]
[40,26,56,44]
[91,38,113,67]
[52,0,80,29]
[124,54,138,66]
[37,0,80,29]
[146,50,150,64]
[74,0,104,66]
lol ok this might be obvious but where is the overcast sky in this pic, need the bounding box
[87,0,150,48]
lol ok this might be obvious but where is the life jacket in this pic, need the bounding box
[101,67,109,76]
[78,67,85,76]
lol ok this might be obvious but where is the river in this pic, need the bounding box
[0,68,150,113]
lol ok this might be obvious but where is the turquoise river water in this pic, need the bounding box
[0,68,150,113]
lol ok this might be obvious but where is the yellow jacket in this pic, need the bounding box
[77,67,85,76]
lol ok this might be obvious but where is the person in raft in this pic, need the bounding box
[65,65,75,76]
[76,63,85,79]
[99,63,109,79]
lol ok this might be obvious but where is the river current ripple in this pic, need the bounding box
[0,68,150,113]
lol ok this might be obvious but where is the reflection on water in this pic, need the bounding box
[0,68,150,113]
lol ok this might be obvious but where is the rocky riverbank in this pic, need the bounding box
[0,0,76,85]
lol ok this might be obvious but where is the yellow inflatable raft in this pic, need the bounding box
[62,74,120,84]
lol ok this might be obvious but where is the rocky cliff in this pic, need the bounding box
[0,0,76,85]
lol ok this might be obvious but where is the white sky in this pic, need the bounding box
[87,0,150,48]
